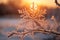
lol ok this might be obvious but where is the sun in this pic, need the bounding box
[22,0,41,6]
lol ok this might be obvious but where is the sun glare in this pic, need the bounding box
[22,0,41,6]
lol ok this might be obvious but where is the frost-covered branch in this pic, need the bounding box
[8,28,60,38]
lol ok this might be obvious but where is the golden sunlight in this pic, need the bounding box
[22,0,41,6]
[30,2,38,11]
[21,0,57,8]
[21,0,47,18]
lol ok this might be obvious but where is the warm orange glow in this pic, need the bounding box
[22,0,41,5]
[26,2,39,18]
[20,0,40,18]
[0,0,8,4]
[30,2,38,11]
[20,0,57,8]
[0,0,58,7]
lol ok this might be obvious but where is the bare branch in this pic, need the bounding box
[55,0,60,6]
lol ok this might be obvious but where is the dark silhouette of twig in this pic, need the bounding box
[55,0,60,6]
[8,32,17,38]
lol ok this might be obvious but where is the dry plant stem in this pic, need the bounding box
[8,28,60,38]
[55,0,60,6]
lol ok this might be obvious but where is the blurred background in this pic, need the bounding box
[0,0,60,40]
